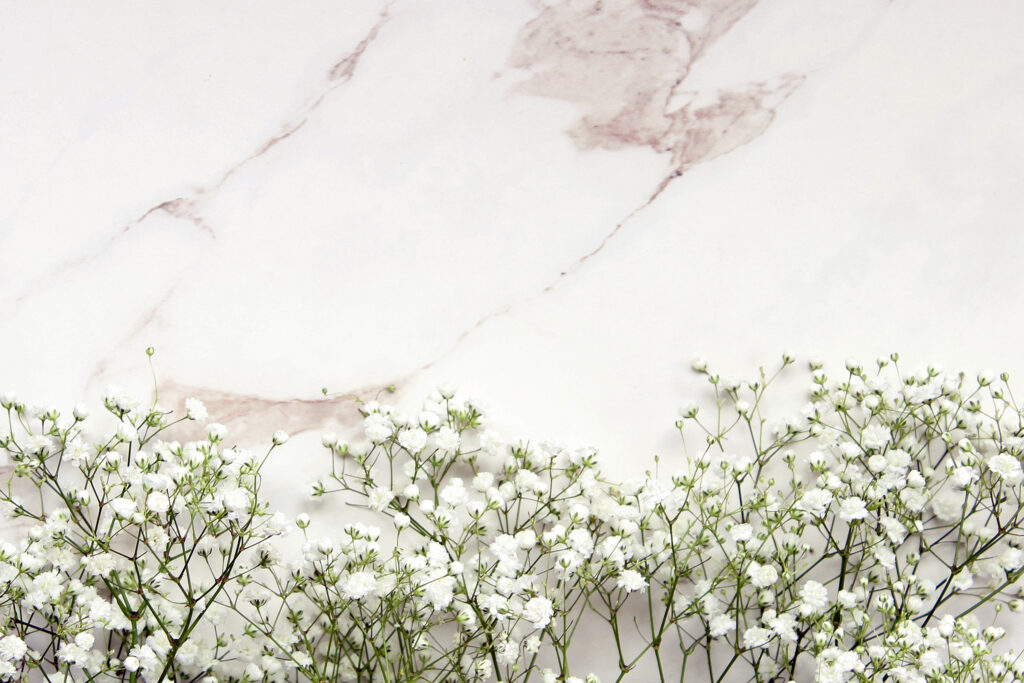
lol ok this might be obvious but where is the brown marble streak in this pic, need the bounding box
[13,3,394,307]
[510,0,795,161]
[153,380,391,444]
[509,0,804,279]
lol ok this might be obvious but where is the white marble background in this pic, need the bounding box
[2,0,1024,490]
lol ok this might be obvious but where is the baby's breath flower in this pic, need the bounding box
[185,397,207,421]
[2,354,1022,683]
[146,491,170,514]
[0,636,27,661]
[729,523,753,544]
[709,614,735,637]
[987,453,1024,484]
[838,496,868,522]
[397,427,427,453]
[616,569,647,593]
[742,627,773,649]
[798,580,829,616]
[522,596,554,629]
[341,571,379,600]
[746,561,779,589]
[796,488,833,517]
[207,422,228,441]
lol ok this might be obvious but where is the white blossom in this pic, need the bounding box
[987,453,1023,484]
[185,398,207,422]
[616,569,647,593]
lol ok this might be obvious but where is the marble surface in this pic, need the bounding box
[3,0,1024,493]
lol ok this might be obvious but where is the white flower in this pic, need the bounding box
[0,636,27,661]
[838,497,868,522]
[58,641,90,667]
[567,528,594,556]
[364,414,393,443]
[999,547,1024,571]
[729,523,753,543]
[746,561,779,589]
[866,454,887,473]
[109,497,137,519]
[434,426,461,452]
[764,610,797,643]
[32,571,64,602]
[950,570,973,591]
[987,453,1023,484]
[368,486,394,512]
[879,516,907,545]
[816,648,864,680]
[341,571,379,600]
[950,465,978,488]
[616,569,647,593]
[709,614,735,637]
[472,472,494,492]
[742,627,773,649]
[440,479,468,506]
[490,534,520,565]
[82,552,117,578]
[861,423,891,450]
[146,492,170,514]
[185,398,207,422]
[272,430,289,446]
[516,529,538,550]
[873,546,896,569]
[116,420,138,443]
[424,577,455,609]
[798,581,829,616]
[522,597,554,629]
[796,489,833,517]
[837,590,858,608]
[103,386,139,413]
[397,427,427,453]
[930,491,965,523]
[220,488,251,516]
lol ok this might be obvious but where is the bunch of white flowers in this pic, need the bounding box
[3,353,1024,683]
[0,392,289,682]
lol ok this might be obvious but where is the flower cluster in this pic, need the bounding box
[0,389,288,681]
[2,353,1024,683]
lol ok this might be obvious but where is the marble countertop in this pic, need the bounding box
[2,0,1024,484]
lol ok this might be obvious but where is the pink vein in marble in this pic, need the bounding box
[509,0,802,180]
